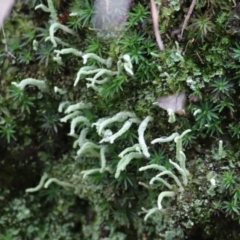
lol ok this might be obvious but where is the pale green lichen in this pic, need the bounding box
[151,132,179,144]
[60,111,81,123]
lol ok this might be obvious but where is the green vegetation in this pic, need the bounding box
[1,0,240,239]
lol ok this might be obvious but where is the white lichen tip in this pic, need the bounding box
[54,86,67,94]
[122,54,133,75]
[157,191,175,210]
[123,54,132,68]
[138,116,153,158]
[64,102,93,113]
[82,53,112,68]
[69,116,91,135]
[151,132,179,144]
[115,152,143,178]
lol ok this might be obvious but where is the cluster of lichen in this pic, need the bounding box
[1,0,240,239]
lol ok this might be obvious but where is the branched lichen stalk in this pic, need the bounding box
[49,23,75,47]
[60,111,81,122]
[47,0,58,21]
[74,67,98,86]
[54,48,82,57]
[86,69,118,88]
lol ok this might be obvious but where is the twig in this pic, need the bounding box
[1,27,15,58]
[195,51,204,64]
[180,0,197,39]
[183,38,194,54]
[150,0,164,51]
[232,0,236,7]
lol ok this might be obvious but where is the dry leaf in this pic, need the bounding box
[0,0,15,29]
[157,92,187,115]
[92,0,131,34]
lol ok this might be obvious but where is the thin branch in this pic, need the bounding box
[2,27,15,59]
[180,0,197,39]
[150,0,164,51]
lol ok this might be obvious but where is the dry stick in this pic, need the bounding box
[232,0,236,7]
[2,27,15,59]
[150,0,164,51]
[180,0,197,39]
